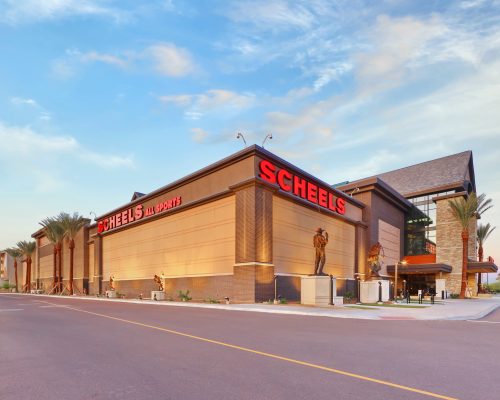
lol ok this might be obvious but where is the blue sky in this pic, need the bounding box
[1,0,499,278]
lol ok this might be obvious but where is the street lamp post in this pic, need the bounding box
[354,272,365,304]
[394,260,407,303]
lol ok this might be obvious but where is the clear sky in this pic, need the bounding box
[1,0,499,280]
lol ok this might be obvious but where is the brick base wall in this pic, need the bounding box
[276,276,301,301]
[233,264,274,303]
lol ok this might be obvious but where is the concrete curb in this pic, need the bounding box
[2,293,498,321]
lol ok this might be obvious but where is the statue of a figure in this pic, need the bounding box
[109,275,115,291]
[313,228,329,275]
[154,274,164,291]
[367,242,385,278]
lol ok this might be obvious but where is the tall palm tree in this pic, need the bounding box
[448,193,493,299]
[58,212,87,295]
[40,217,65,293]
[476,223,496,293]
[4,247,21,293]
[17,241,36,293]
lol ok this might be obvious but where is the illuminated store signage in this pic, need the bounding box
[98,196,182,233]
[259,160,346,215]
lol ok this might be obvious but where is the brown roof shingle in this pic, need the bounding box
[347,151,475,198]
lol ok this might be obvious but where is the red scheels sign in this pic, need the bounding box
[259,159,346,215]
[98,196,182,233]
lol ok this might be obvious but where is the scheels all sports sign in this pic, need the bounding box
[258,159,346,215]
[97,196,182,233]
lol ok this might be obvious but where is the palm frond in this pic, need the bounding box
[476,193,493,216]
[57,212,87,240]
[40,217,65,244]
[477,223,496,247]
[448,192,493,230]
[4,247,22,259]
[16,240,36,258]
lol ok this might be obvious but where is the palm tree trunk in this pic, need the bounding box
[478,244,483,294]
[27,257,31,292]
[57,243,62,293]
[69,239,74,295]
[53,246,57,291]
[14,259,18,293]
[460,230,469,299]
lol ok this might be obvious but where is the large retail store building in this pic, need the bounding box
[20,146,497,302]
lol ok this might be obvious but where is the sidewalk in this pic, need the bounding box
[7,293,500,321]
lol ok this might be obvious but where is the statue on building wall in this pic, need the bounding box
[313,228,329,275]
[154,274,164,291]
[367,242,385,279]
[109,275,115,291]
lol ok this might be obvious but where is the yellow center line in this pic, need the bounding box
[42,301,458,400]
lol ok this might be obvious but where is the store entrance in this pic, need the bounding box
[401,274,436,295]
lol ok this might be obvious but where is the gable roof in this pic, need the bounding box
[348,151,475,198]
[130,192,146,201]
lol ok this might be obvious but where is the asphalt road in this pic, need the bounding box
[1,294,498,400]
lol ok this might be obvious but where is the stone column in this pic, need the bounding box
[93,235,103,295]
[232,180,274,302]
[435,196,466,295]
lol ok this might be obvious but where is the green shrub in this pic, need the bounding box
[178,290,192,301]
[280,297,288,304]
[450,293,460,299]
[2,282,10,290]
[486,282,500,293]
[344,291,355,300]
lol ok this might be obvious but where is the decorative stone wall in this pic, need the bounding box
[436,197,477,295]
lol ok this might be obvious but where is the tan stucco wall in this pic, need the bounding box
[100,156,254,226]
[39,254,53,279]
[88,243,95,283]
[102,196,236,281]
[378,219,401,276]
[273,196,355,277]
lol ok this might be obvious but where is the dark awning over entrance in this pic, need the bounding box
[467,261,498,273]
[387,263,452,275]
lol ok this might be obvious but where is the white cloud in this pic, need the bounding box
[10,97,39,107]
[223,0,315,31]
[354,15,448,89]
[146,43,195,77]
[0,0,128,24]
[0,122,134,169]
[191,127,209,143]
[160,89,255,118]
[79,51,129,68]
[52,43,195,79]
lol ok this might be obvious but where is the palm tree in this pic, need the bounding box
[476,223,496,293]
[17,241,36,293]
[58,212,87,295]
[4,247,21,293]
[40,217,65,293]
[448,193,493,299]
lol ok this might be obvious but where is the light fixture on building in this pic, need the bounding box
[236,132,247,147]
[262,133,272,148]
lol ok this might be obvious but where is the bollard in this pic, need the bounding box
[418,294,422,304]
[442,290,445,300]
[407,291,410,304]
[431,295,435,305]
[329,275,334,306]
[378,281,382,303]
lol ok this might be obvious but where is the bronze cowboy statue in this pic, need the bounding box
[313,227,329,275]
[367,242,385,279]
[109,275,115,291]
[154,274,164,291]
